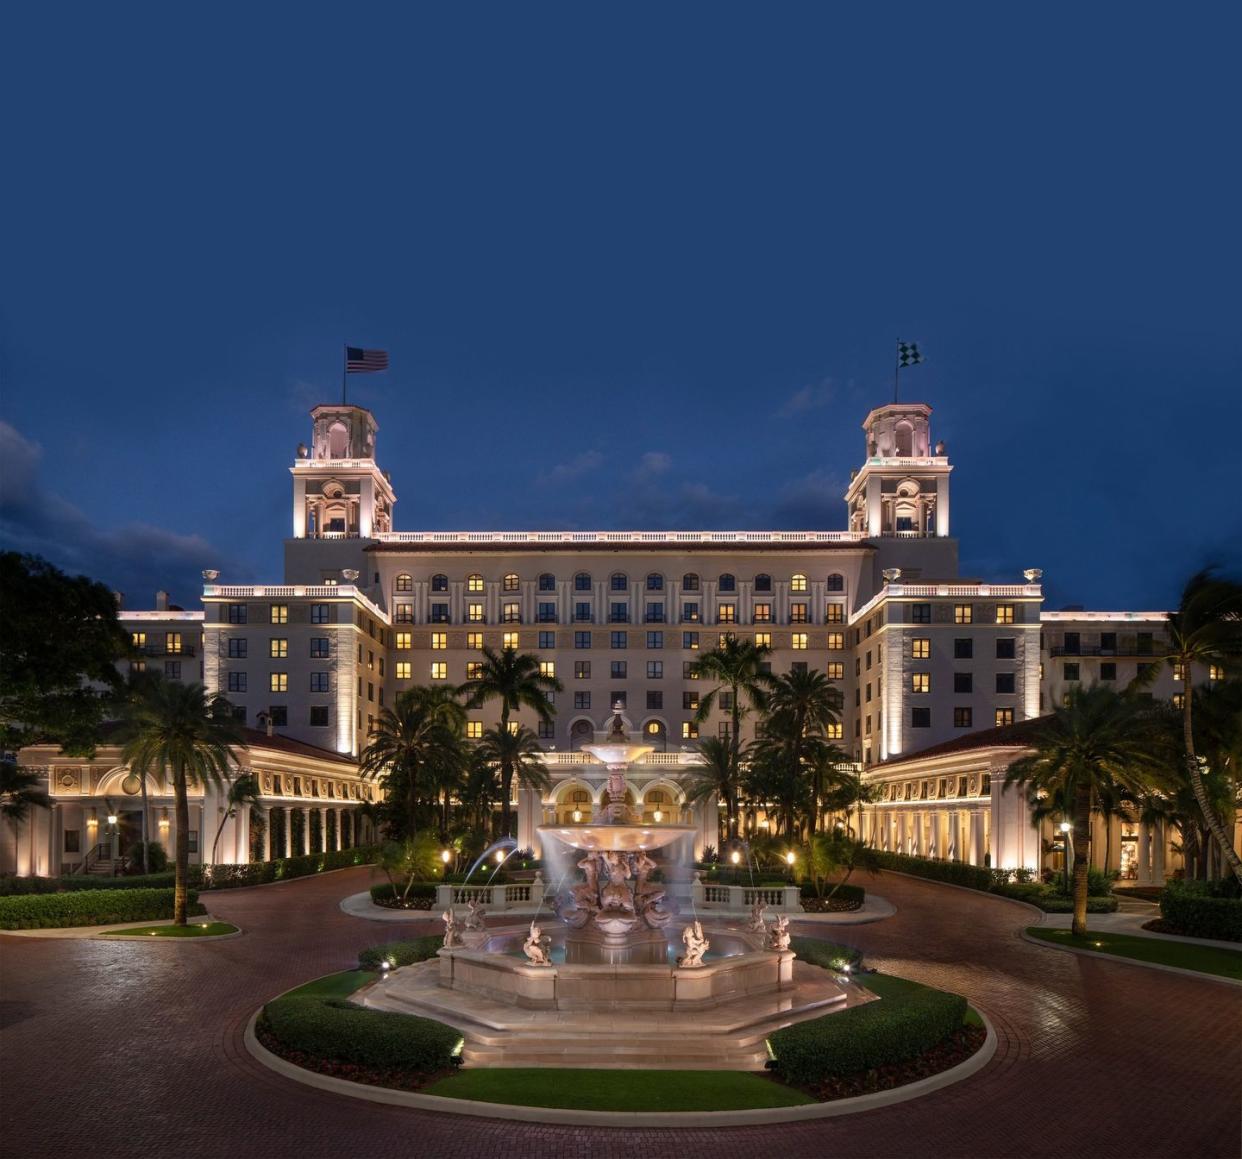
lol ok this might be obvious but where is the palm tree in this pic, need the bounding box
[686,736,749,841]
[1,760,51,871]
[758,666,842,834]
[459,647,560,835]
[1132,569,1242,882]
[1005,685,1161,934]
[690,637,771,825]
[360,685,466,838]
[459,749,500,836]
[475,725,551,835]
[118,679,241,925]
[210,772,264,867]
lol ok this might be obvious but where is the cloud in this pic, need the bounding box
[0,421,250,606]
[536,450,604,487]
[777,378,834,418]
[767,468,848,528]
[633,451,671,482]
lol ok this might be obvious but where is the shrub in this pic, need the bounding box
[873,851,995,891]
[358,935,444,970]
[127,841,169,873]
[0,872,178,895]
[770,983,967,1084]
[789,936,862,971]
[799,882,866,912]
[1160,886,1242,942]
[261,995,459,1073]
[0,887,204,929]
[1029,894,1118,914]
[370,882,436,909]
[198,845,380,890]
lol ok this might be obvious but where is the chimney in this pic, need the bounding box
[154,590,169,611]
[113,591,124,609]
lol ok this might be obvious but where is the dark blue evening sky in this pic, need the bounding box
[2,2,1239,610]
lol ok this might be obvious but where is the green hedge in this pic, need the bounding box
[789,936,862,971]
[0,872,178,895]
[769,981,967,1084]
[198,846,380,890]
[0,887,204,929]
[261,994,459,1073]
[873,851,996,891]
[992,883,1119,913]
[357,935,444,970]
[799,882,866,907]
[1160,887,1242,942]
[370,882,437,908]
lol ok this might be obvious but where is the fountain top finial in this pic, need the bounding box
[607,707,627,740]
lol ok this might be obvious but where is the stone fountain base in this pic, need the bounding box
[563,923,669,967]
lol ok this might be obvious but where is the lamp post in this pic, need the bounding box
[1059,821,1072,894]
[106,813,119,865]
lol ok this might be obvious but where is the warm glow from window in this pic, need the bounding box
[995,708,1014,727]
[270,673,288,692]
[826,633,844,650]
[466,721,482,739]
[468,603,484,622]
[911,673,930,693]
[466,661,483,681]
[506,720,520,735]
[753,603,771,622]
[826,722,843,739]
[467,632,484,650]
[270,605,288,624]
[718,604,736,623]
[131,631,146,647]
[825,604,843,623]
[754,632,771,648]
[270,638,288,658]
[1209,664,1223,682]
[396,632,411,650]
[792,633,808,650]
[681,721,698,739]
[912,638,930,659]
[954,604,973,624]
[540,661,556,678]
[996,604,1015,624]
[431,632,447,650]
[503,631,519,649]
[430,662,447,680]
[396,661,411,680]
[503,573,519,591]
[467,574,484,593]
[1172,662,1184,681]
[791,573,807,592]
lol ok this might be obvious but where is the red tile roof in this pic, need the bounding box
[874,716,1051,769]
[238,728,357,766]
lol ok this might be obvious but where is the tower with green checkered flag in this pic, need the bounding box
[894,340,924,401]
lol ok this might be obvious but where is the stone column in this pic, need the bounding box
[970,810,985,866]
[947,810,958,860]
[261,808,272,861]
[1136,825,1152,885]
[897,811,908,856]
[1151,820,1167,885]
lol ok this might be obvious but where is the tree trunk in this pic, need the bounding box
[173,762,189,926]
[210,808,230,868]
[1071,783,1092,937]
[1183,677,1242,883]
[139,774,151,874]
[500,762,513,838]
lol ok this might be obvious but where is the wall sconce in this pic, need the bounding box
[106,814,118,826]
[159,809,170,830]
[653,810,663,823]
[572,809,583,823]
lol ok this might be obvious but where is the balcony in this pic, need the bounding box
[139,644,196,658]
[1049,643,1164,658]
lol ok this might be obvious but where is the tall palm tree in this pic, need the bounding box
[1005,685,1161,934]
[118,679,241,925]
[210,771,264,867]
[1,761,51,872]
[760,666,842,833]
[360,685,466,838]
[686,736,749,841]
[690,637,772,820]
[1133,570,1242,883]
[460,748,500,836]
[475,725,551,835]
[459,645,562,735]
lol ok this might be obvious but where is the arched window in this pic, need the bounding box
[718,573,736,593]
[503,573,520,592]
[574,572,592,592]
[431,573,448,592]
[895,422,914,457]
[467,573,484,593]
[646,573,664,591]
[327,421,349,458]
[826,573,844,593]
[394,573,413,593]
[643,720,668,752]
[538,573,556,592]
[790,573,807,593]
[682,573,700,592]
[570,719,594,751]
[610,572,629,592]
[754,573,771,593]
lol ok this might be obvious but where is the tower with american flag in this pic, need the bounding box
[341,345,389,403]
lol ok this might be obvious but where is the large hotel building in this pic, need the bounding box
[6,398,1224,884]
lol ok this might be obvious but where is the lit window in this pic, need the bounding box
[540,661,556,679]
[826,633,844,650]
[792,633,808,650]
[995,708,1014,727]
[681,721,699,739]
[165,633,182,655]
[717,604,736,624]
[502,632,519,649]
[683,662,698,679]
[753,603,771,623]
[1172,662,1184,681]
[131,631,146,648]
[463,603,483,623]
[912,638,930,659]
[395,603,414,623]
[395,574,413,593]
[270,673,288,692]
[1209,664,1223,682]
[270,605,288,624]
[424,632,444,651]
[467,632,484,650]
[790,573,808,593]
[506,721,520,735]
[396,661,411,680]
[825,603,844,623]
[789,602,807,623]
[503,573,520,592]
[954,604,973,624]
[996,604,1015,624]
[466,661,483,681]
[466,721,482,739]
[467,574,484,593]
[683,632,699,650]
[754,632,771,648]
[682,602,700,623]
[431,662,447,680]
[1172,693,1185,709]
[718,633,732,648]
[503,602,521,623]
[826,722,843,739]
[268,638,286,659]
[911,673,930,693]
[826,662,844,679]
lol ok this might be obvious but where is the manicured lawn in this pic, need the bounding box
[422,1068,814,1111]
[282,970,373,999]
[1027,928,1242,981]
[112,921,238,938]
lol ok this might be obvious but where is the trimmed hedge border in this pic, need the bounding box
[198,846,381,889]
[357,935,444,970]
[0,887,205,930]
[369,883,436,909]
[0,872,176,895]
[789,936,862,971]
[1160,888,1242,943]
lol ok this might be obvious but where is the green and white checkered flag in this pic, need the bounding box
[897,341,924,368]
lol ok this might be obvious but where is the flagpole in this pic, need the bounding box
[342,345,347,406]
[894,342,900,403]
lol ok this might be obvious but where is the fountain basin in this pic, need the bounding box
[537,822,694,852]
[580,741,654,766]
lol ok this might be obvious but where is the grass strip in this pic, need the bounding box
[1026,927,1242,981]
[422,1068,814,1111]
[112,922,237,938]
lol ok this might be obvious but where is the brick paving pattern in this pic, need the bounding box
[2,867,1239,1158]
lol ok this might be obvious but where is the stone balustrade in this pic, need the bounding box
[692,877,802,913]
[436,876,545,912]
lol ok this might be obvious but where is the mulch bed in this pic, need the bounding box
[787,1024,988,1102]
[373,896,434,911]
[800,896,864,914]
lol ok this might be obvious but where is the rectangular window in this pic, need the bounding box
[826,632,844,650]
[996,638,1016,660]
[574,692,591,710]
[791,661,807,676]
[395,662,411,680]
[825,603,844,624]
[1100,662,1117,681]
[954,672,973,693]
[228,638,247,658]
[912,638,930,659]
[683,632,699,650]
[575,631,591,649]
[574,660,592,679]
[826,721,843,740]
[911,707,931,728]
[466,720,483,739]
[1063,632,1081,655]
[310,637,330,657]
[1209,663,1224,682]
[1064,662,1080,682]
[130,630,145,648]
[954,637,973,659]
[270,673,288,692]
[647,661,663,679]
[645,603,664,623]
[466,661,483,681]
[717,721,733,740]
[270,605,288,625]
[611,631,627,649]
[539,631,556,649]
[996,604,1015,625]
[538,603,557,623]
[425,603,447,623]
[753,602,771,623]
[682,602,700,623]
[575,602,593,622]
[683,662,698,679]
[502,631,519,649]
[466,632,484,650]
[954,604,973,624]
[309,706,329,727]
[826,661,844,679]
[269,638,288,659]
[647,631,663,649]
[430,662,447,680]
[1172,662,1184,681]
[912,603,932,623]
[611,660,627,679]
[162,632,181,655]
[752,631,770,648]
[911,673,930,693]
[995,708,1014,727]
[789,602,807,624]
[646,691,663,710]
[682,691,699,710]
[996,673,1016,694]
[227,604,247,624]
[539,661,556,679]
[1099,631,1118,653]
[467,603,484,623]
[610,603,629,623]
[394,603,414,623]
[422,632,443,651]
[953,706,973,728]
[311,604,330,624]
[792,633,808,650]
[717,603,736,624]
[163,660,181,679]
[538,719,555,740]
[681,721,699,739]
[503,602,521,623]
[227,671,246,693]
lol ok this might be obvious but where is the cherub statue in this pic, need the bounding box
[598,849,636,914]
[767,913,791,953]
[747,897,769,934]
[522,920,552,967]
[463,897,487,932]
[441,908,461,949]
[677,920,710,968]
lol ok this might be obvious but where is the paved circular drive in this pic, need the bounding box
[2,867,1238,1157]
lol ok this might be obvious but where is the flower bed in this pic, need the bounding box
[0,887,205,929]
[369,883,436,910]
[799,882,866,912]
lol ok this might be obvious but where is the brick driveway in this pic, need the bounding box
[2,867,1238,1158]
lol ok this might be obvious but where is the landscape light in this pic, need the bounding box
[440,850,451,864]
[730,850,741,865]
[107,814,118,825]
[496,849,505,863]
[785,851,796,865]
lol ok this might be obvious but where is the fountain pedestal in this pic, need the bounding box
[563,924,669,966]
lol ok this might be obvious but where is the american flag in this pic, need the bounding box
[346,347,389,373]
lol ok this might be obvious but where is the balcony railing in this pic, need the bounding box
[139,644,196,658]
[1049,643,1164,657]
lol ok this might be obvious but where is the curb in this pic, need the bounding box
[1019,929,1242,989]
[877,869,1046,919]
[1,915,242,941]
[243,994,996,1126]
